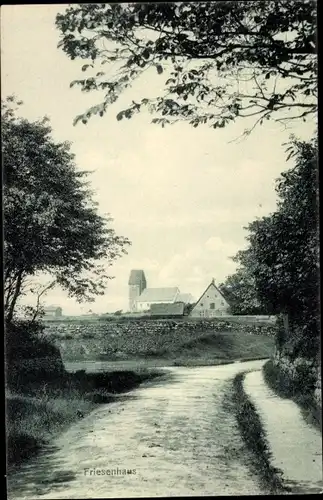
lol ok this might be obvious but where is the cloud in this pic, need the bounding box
[2,5,315,315]
[157,236,241,300]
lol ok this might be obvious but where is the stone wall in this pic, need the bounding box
[273,350,321,409]
[44,318,276,361]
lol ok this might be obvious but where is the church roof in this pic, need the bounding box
[137,287,179,303]
[128,270,146,286]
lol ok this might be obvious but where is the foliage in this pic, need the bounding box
[5,319,46,351]
[183,303,195,316]
[56,1,317,134]
[219,267,265,315]
[5,318,66,392]
[263,359,321,429]
[2,96,130,322]
[232,135,319,357]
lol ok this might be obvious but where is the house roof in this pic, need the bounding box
[137,287,179,303]
[128,270,147,286]
[44,306,61,312]
[150,302,184,316]
[192,279,230,310]
[177,293,194,304]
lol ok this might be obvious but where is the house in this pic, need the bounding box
[149,302,185,318]
[43,306,62,318]
[190,278,230,318]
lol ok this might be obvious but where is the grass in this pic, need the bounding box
[231,372,289,494]
[262,359,321,431]
[53,327,275,365]
[166,330,274,360]
[6,368,163,470]
[58,330,274,374]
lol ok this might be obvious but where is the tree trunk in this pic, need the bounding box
[30,280,57,323]
[6,271,24,324]
[4,279,14,311]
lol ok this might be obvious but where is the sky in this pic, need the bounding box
[1,4,315,315]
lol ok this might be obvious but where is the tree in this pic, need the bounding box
[183,303,195,316]
[2,97,131,323]
[233,136,318,356]
[56,1,317,134]
[219,267,265,315]
[23,280,57,323]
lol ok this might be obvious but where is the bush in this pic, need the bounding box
[263,359,321,429]
[7,432,45,467]
[5,320,66,392]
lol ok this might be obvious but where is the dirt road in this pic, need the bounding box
[8,360,268,498]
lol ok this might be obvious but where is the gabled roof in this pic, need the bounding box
[44,306,61,312]
[150,302,184,316]
[128,270,147,286]
[192,279,230,308]
[137,287,179,303]
[177,293,194,304]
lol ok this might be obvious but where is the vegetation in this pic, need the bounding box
[6,364,162,468]
[5,318,163,469]
[2,96,136,469]
[2,96,130,323]
[219,267,266,315]
[44,319,275,366]
[183,303,195,316]
[56,1,316,134]
[230,372,288,494]
[221,136,319,361]
[263,359,321,430]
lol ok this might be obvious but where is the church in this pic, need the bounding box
[128,270,194,313]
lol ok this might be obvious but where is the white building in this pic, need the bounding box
[136,287,180,312]
[190,279,230,318]
[128,270,194,312]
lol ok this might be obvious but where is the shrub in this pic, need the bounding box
[5,319,66,392]
[263,359,321,429]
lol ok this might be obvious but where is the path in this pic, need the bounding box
[244,369,322,494]
[8,360,266,499]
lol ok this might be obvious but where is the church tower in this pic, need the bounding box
[128,270,147,312]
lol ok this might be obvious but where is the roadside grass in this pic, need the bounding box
[167,331,274,360]
[59,330,275,366]
[262,359,321,431]
[231,372,289,494]
[6,368,163,470]
[6,393,94,467]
